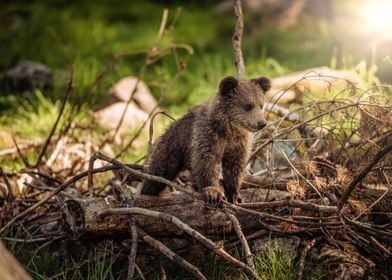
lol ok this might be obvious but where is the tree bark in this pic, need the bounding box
[61,192,262,239]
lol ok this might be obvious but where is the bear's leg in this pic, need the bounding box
[191,136,226,205]
[141,155,183,195]
[222,148,247,203]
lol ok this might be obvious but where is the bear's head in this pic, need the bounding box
[218,76,271,132]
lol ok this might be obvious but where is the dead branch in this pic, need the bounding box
[232,0,245,78]
[33,67,74,168]
[297,238,317,280]
[338,144,392,210]
[0,164,141,235]
[99,207,261,280]
[101,9,169,146]
[239,199,337,213]
[225,211,255,270]
[138,228,207,280]
[127,219,138,280]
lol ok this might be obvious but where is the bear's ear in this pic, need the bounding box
[251,77,271,93]
[219,76,238,96]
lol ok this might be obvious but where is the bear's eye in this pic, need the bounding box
[244,104,254,111]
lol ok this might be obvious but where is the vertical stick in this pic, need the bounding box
[127,219,138,280]
[233,0,245,79]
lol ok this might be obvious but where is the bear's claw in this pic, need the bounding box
[202,186,227,206]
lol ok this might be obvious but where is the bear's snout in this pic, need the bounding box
[257,120,267,129]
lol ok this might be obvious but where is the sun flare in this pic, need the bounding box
[359,0,392,35]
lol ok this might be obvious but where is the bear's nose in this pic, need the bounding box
[257,120,267,129]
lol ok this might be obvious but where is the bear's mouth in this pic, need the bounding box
[246,125,261,132]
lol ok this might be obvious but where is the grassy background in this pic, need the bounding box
[1,0,386,142]
[0,1,390,278]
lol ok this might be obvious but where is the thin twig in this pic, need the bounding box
[103,9,169,146]
[239,199,337,213]
[127,219,138,280]
[87,155,97,197]
[338,144,392,210]
[232,0,245,78]
[95,152,200,197]
[148,111,176,154]
[100,208,261,280]
[137,227,207,280]
[225,210,255,270]
[11,135,30,167]
[33,67,74,168]
[297,239,317,280]
[0,164,140,234]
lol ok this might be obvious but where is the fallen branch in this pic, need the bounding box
[138,228,207,280]
[99,207,261,280]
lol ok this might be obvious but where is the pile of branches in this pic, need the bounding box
[1,2,392,279]
[0,76,391,279]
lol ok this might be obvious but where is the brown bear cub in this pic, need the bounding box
[141,76,271,204]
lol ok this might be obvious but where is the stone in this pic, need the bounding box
[2,61,53,92]
[94,77,158,134]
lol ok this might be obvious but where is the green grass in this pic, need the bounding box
[0,1,388,278]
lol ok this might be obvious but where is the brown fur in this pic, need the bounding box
[141,76,270,203]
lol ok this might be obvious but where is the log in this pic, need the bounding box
[61,192,263,240]
[0,241,32,280]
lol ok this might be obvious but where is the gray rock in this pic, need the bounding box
[94,77,158,134]
[2,61,53,91]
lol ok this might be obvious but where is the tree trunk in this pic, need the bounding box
[61,192,263,240]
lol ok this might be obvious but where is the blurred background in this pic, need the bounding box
[0,0,391,165]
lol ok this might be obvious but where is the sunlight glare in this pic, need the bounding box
[359,0,392,35]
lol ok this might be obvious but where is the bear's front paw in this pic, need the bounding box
[233,193,243,204]
[202,186,227,206]
[227,192,242,204]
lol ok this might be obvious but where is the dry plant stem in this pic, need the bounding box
[370,236,392,257]
[34,68,73,168]
[0,164,137,235]
[276,144,323,198]
[115,67,183,159]
[127,219,138,280]
[225,229,268,250]
[115,103,161,159]
[137,228,207,280]
[338,144,392,210]
[1,234,66,243]
[228,203,341,227]
[249,100,363,163]
[225,211,255,270]
[105,9,168,146]
[240,200,337,213]
[159,257,167,280]
[0,141,43,158]
[135,264,146,280]
[95,152,200,197]
[297,239,317,280]
[11,135,30,167]
[0,168,13,201]
[232,0,245,78]
[100,208,261,280]
[148,111,176,153]
[87,155,97,197]
[342,216,392,238]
